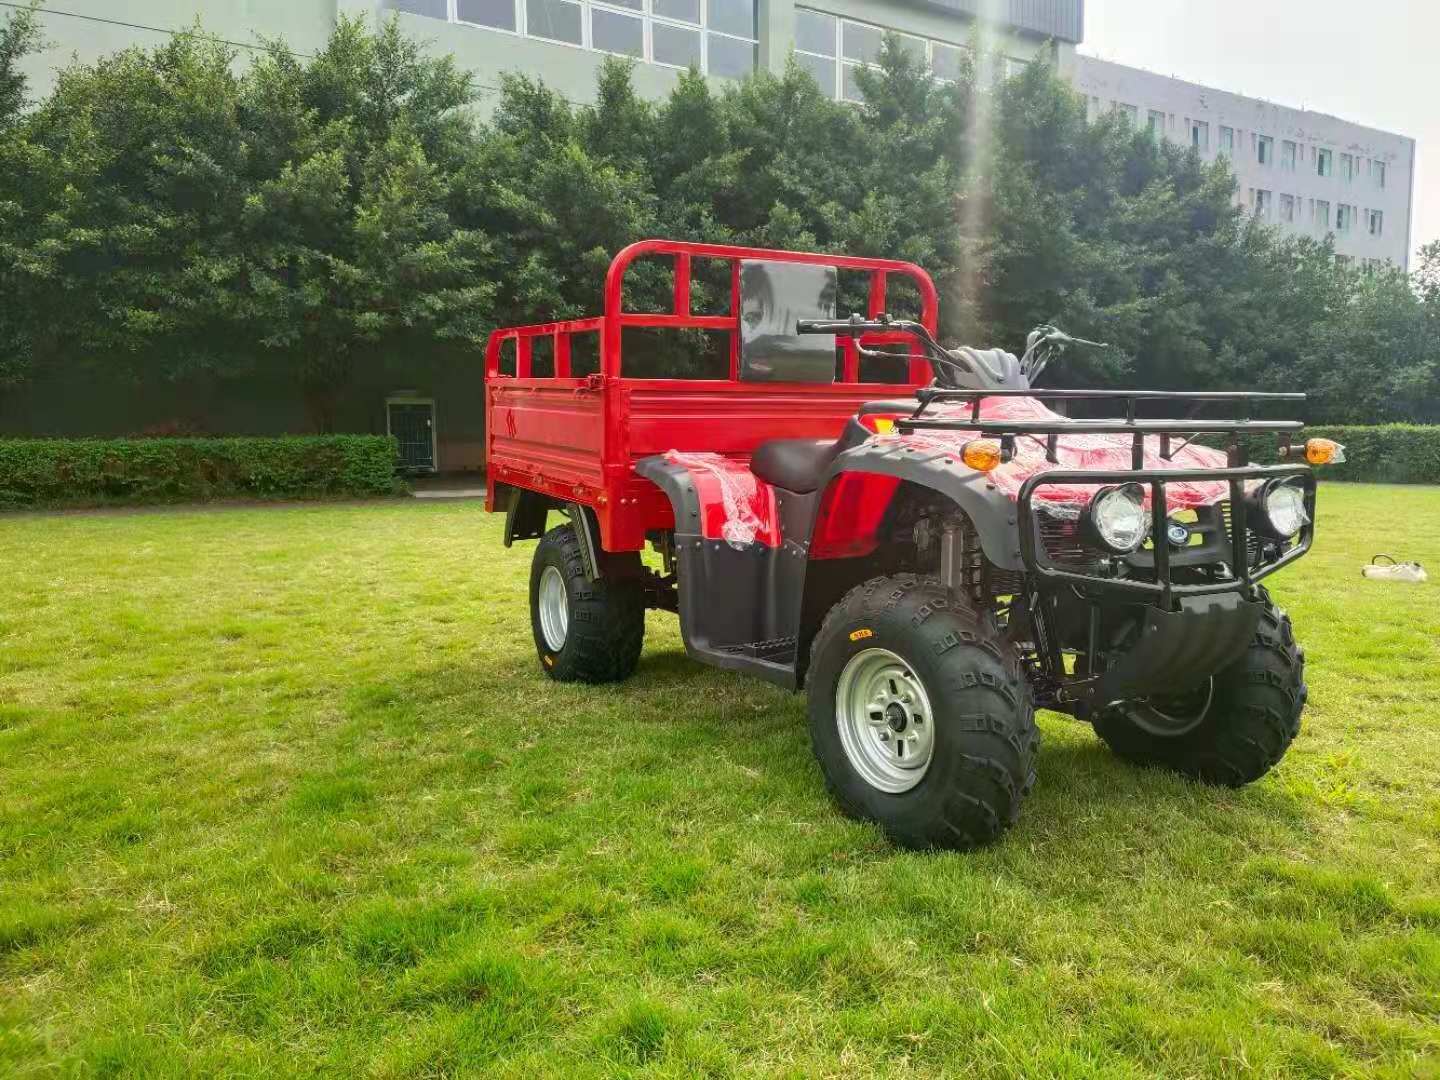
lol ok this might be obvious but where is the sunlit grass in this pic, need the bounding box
[1,486,1438,1076]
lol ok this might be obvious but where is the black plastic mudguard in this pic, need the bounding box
[1087,592,1264,709]
[817,440,1024,570]
[635,456,813,689]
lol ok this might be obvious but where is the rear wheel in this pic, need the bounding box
[806,575,1038,850]
[1092,592,1305,786]
[529,524,645,683]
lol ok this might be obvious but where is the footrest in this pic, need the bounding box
[718,636,798,664]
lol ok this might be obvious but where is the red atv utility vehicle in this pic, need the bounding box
[486,240,1335,850]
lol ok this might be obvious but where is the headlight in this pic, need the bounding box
[1258,479,1309,538]
[1087,483,1148,554]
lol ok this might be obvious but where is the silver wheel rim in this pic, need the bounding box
[835,647,936,794]
[538,565,569,651]
[1130,677,1214,736]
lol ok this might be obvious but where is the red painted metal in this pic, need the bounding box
[809,472,903,560]
[485,240,939,551]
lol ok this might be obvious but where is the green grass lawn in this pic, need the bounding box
[2,485,1438,1077]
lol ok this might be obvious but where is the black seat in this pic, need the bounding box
[750,438,842,494]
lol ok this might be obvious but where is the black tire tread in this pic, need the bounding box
[531,524,645,684]
[808,574,1038,850]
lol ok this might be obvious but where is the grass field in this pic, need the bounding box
[1,484,1438,1077]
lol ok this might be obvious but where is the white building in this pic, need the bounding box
[1074,56,1415,270]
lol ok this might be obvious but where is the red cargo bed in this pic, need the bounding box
[484,239,939,551]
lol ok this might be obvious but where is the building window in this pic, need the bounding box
[1190,120,1209,151]
[1340,152,1355,183]
[653,21,701,66]
[795,10,970,101]
[591,6,643,56]
[1281,140,1296,170]
[529,0,582,44]
[1147,109,1166,138]
[1336,204,1353,232]
[1317,148,1332,177]
[390,0,754,76]
[841,19,882,64]
[1314,199,1330,229]
[1218,126,1234,154]
[1369,209,1384,237]
[1373,160,1387,189]
[456,0,516,28]
[1252,189,1272,219]
[932,42,968,82]
[1113,102,1138,125]
[1279,193,1295,223]
[1257,135,1273,165]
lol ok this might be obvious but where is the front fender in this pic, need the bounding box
[813,441,1023,571]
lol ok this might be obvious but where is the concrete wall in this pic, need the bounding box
[1074,55,1416,270]
[17,0,337,89]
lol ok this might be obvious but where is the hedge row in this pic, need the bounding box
[1232,424,1440,484]
[0,436,401,509]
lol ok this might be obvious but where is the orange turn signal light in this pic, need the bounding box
[961,438,1003,472]
[1304,437,1342,465]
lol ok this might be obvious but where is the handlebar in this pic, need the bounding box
[795,313,1108,389]
[794,317,889,336]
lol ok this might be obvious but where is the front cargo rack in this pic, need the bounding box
[899,388,1307,467]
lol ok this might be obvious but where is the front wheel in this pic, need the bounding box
[806,575,1038,851]
[1092,592,1306,786]
[529,524,645,683]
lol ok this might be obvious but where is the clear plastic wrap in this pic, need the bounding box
[663,450,770,549]
[901,396,1235,512]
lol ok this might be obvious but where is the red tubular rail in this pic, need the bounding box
[485,239,940,551]
[600,239,938,383]
[485,239,940,383]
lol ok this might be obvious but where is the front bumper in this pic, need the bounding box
[1017,464,1315,608]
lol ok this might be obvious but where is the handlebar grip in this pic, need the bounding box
[795,319,861,335]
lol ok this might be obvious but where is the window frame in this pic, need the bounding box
[793,7,980,102]
[397,0,756,77]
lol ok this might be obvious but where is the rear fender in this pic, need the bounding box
[635,454,800,688]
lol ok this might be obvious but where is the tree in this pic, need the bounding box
[233,18,495,429]
[2,16,495,430]
[0,1,41,127]
[2,16,1435,431]
[0,1,46,393]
